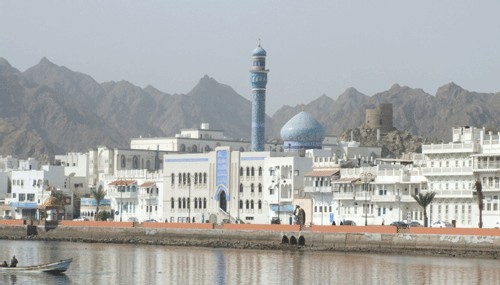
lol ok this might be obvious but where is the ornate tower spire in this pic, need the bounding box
[250,41,269,151]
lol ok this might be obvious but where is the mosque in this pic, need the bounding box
[101,42,381,225]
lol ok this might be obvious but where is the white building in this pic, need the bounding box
[6,164,71,220]
[162,146,312,225]
[130,123,279,153]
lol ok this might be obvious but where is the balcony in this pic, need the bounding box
[422,143,479,154]
[474,162,500,172]
[421,167,473,176]
[370,194,398,202]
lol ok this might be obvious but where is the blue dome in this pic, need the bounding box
[252,46,267,57]
[280,112,325,151]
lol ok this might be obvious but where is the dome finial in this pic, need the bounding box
[258,38,261,47]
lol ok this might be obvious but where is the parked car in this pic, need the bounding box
[432,221,452,228]
[271,217,281,224]
[127,217,139,223]
[341,220,356,226]
[144,219,157,223]
[408,221,423,227]
[72,217,89,221]
[390,221,408,227]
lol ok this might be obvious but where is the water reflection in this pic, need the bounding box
[1,240,500,285]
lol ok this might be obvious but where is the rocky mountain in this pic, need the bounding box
[1,57,500,162]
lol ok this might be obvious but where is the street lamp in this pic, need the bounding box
[188,173,191,223]
[360,172,374,226]
[119,181,123,222]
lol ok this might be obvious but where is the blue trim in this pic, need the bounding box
[241,157,265,161]
[164,158,209,163]
[9,202,37,209]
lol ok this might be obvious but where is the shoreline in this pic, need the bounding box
[2,224,500,260]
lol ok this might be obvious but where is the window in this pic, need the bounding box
[258,167,262,176]
[171,198,175,209]
[251,167,255,177]
[194,173,198,185]
[246,200,249,209]
[239,200,243,209]
[203,173,207,184]
[258,200,262,210]
[121,155,126,168]
[178,198,181,209]
[19,193,26,201]
[171,174,175,185]
[203,198,207,209]
[258,184,262,193]
[27,194,35,201]
[246,167,250,176]
[182,198,186,209]
[239,184,243,193]
[240,167,244,176]
[132,156,139,169]
[251,200,254,209]
[194,198,198,209]
[251,183,254,193]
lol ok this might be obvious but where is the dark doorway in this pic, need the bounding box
[219,191,227,212]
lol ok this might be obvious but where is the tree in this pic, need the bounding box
[49,189,66,221]
[474,180,483,228]
[91,185,106,221]
[411,191,437,227]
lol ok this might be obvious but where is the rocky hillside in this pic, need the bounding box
[1,57,500,162]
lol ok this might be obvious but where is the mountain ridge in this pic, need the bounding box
[1,57,500,162]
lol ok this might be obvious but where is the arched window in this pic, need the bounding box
[194,173,198,185]
[120,155,126,168]
[194,198,198,209]
[258,183,262,193]
[187,174,191,185]
[240,167,244,176]
[258,200,262,210]
[205,145,210,152]
[178,173,182,185]
[251,200,254,209]
[132,156,139,169]
[239,200,243,209]
[182,198,186,209]
[246,200,250,209]
[258,167,262,176]
[251,167,255,177]
[180,144,186,152]
[192,145,197,153]
[187,198,190,209]
[251,183,254,193]
[178,198,181,209]
[239,147,244,152]
[203,173,207,184]
[203,198,207,209]
[183,173,186,185]
[246,167,250,176]
[171,198,175,209]
[171,174,175,185]
[239,184,243,193]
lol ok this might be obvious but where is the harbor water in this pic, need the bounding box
[1,240,500,284]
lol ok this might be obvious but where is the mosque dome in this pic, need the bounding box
[280,112,325,151]
[252,46,267,57]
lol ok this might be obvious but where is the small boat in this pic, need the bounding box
[0,258,72,274]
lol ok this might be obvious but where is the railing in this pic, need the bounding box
[422,143,478,153]
[474,162,500,170]
[421,167,472,175]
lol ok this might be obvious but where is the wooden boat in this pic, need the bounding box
[0,258,72,274]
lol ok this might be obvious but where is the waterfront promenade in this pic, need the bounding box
[1,219,500,259]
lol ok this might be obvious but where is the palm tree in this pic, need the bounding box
[474,180,483,228]
[91,185,106,221]
[411,191,437,227]
[49,189,66,221]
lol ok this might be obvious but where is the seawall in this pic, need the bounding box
[1,221,500,259]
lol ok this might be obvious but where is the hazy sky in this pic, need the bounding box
[1,1,500,114]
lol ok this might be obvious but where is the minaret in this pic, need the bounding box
[250,39,269,151]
